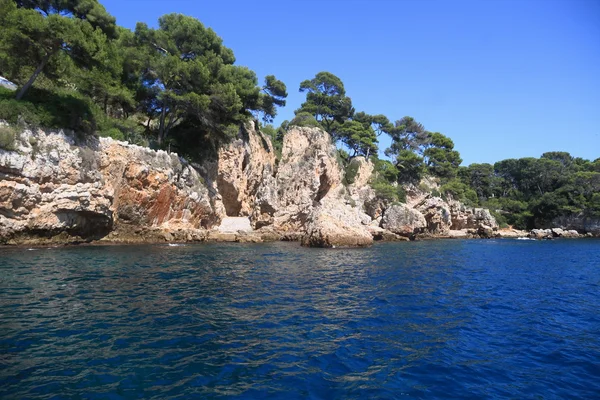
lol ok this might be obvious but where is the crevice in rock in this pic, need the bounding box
[315,172,331,203]
[55,210,113,240]
[217,177,242,216]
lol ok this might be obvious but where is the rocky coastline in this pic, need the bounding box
[0,122,596,247]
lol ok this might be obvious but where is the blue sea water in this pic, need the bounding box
[1,239,599,399]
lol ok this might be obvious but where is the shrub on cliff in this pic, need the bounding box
[289,112,321,128]
[371,180,406,203]
[0,125,17,151]
[440,179,479,206]
[343,158,361,185]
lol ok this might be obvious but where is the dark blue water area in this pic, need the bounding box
[1,239,599,399]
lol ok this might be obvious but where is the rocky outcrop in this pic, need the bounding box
[417,197,452,235]
[496,229,528,238]
[301,203,372,247]
[210,123,277,223]
[404,176,439,208]
[1,121,510,247]
[346,157,375,204]
[0,126,219,245]
[270,127,340,234]
[529,228,581,239]
[448,199,498,231]
[551,215,600,236]
[271,127,373,247]
[381,204,427,237]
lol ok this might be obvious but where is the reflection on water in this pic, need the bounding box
[1,240,599,398]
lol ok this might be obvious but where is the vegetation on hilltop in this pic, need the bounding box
[0,0,597,229]
[0,0,287,156]
[273,71,600,229]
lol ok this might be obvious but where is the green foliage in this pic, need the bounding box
[289,112,321,128]
[423,132,462,182]
[259,75,287,123]
[459,152,600,230]
[385,116,428,157]
[260,124,282,160]
[0,95,42,127]
[0,3,287,155]
[336,148,350,168]
[0,86,102,132]
[372,158,399,183]
[354,112,393,137]
[337,119,378,158]
[459,163,496,200]
[396,150,425,184]
[344,158,361,185]
[489,210,509,229]
[296,71,354,134]
[440,179,479,206]
[0,124,17,150]
[135,14,241,146]
[98,127,125,141]
[1,0,117,100]
[370,179,406,203]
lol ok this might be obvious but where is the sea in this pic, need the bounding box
[1,239,599,399]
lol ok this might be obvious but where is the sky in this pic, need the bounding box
[100,0,600,165]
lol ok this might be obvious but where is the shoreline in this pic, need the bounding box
[1,228,595,249]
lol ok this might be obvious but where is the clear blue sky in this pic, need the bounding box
[101,0,599,165]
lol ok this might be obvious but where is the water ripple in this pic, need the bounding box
[1,240,600,399]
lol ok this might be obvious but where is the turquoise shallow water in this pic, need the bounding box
[1,239,599,399]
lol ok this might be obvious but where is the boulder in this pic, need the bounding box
[381,204,427,237]
[448,198,498,230]
[530,229,553,239]
[550,227,580,238]
[478,224,495,238]
[301,208,373,247]
[496,229,528,238]
[417,197,452,235]
[565,230,580,238]
[447,229,473,239]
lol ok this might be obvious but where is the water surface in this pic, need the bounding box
[1,239,599,399]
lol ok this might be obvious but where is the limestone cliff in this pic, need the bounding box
[211,125,373,246]
[0,125,219,245]
[0,121,512,247]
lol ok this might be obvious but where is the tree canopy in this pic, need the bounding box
[1,0,117,100]
[295,71,354,135]
[0,3,286,154]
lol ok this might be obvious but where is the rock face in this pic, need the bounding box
[551,215,600,236]
[1,121,507,246]
[529,228,581,239]
[270,127,373,247]
[210,123,277,223]
[381,204,427,237]
[417,197,452,235]
[448,199,498,230]
[1,127,218,244]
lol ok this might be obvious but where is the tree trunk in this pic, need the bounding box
[16,49,56,101]
[158,106,167,146]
